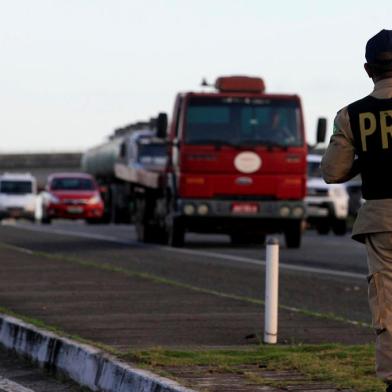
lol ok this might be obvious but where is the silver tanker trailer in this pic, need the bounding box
[81,130,167,223]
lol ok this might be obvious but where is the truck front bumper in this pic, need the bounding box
[175,199,305,234]
[176,198,305,219]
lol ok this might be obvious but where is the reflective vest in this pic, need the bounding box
[348,95,392,199]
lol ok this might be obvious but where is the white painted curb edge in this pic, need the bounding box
[0,314,195,392]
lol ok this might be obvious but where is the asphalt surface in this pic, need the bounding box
[4,221,370,324]
[0,221,375,391]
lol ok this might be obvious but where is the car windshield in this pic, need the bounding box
[307,160,322,178]
[51,178,95,191]
[0,181,33,194]
[185,97,302,147]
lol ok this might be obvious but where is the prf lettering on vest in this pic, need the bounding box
[359,112,376,151]
[381,110,392,149]
[359,111,392,151]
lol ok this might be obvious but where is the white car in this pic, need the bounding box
[305,155,349,235]
[0,173,37,221]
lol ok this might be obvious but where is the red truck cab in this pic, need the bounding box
[135,76,326,248]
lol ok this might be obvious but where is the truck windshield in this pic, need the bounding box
[185,97,302,147]
[0,181,33,194]
[137,143,167,165]
[51,178,95,191]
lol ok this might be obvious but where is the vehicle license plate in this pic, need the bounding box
[231,203,259,214]
[67,206,83,214]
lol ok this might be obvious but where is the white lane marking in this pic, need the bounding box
[5,223,366,281]
[0,377,35,392]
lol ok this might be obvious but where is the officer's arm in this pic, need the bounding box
[321,108,358,184]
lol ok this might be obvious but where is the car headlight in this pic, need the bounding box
[48,194,60,204]
[88,195,102,205]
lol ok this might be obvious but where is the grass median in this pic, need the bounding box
[125,344,384,392]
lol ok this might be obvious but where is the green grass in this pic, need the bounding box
[124,344,385,392]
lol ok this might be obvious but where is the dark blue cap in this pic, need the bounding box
[366,29,392,65]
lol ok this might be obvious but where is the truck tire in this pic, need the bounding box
[284,221,302,248]
[332,219,347,236]
[168,217,185,247]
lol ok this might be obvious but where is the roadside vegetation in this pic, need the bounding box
[125,344,384,392]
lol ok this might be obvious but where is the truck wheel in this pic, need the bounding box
[168,217,185,247]
[284,221,302,248]
[332,219,347,236]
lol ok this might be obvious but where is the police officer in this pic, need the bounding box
[321,29,392,390]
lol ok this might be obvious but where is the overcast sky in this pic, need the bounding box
[1,0,391,152]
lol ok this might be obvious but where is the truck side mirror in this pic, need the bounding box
[156,112,168,139]
[316,117,327,144]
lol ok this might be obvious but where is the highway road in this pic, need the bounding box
[0,221,372,390]
[1,220,370,324]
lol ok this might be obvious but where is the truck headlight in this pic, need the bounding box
[183,204,195,215]
[279,206,290,217]
[292,206,305,217]
[197,204,209,215]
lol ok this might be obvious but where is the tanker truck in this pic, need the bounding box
[81,128,167,223]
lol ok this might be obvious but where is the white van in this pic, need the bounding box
[305,155,349,235]
[0,173,37,221]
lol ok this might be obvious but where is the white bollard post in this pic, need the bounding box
[264,236,279,344]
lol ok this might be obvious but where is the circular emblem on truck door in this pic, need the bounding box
[234,152,262,173]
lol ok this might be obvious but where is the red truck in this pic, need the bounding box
[136,76,325,248]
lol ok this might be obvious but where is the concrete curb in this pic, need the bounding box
[0,314,195,392]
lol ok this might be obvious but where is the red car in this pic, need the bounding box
[37,173,104,224]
